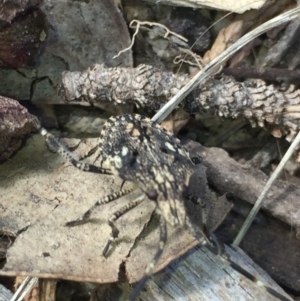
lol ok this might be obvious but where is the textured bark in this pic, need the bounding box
[60,64,300,143]
[59,64,188,111]
[190,76,300,142]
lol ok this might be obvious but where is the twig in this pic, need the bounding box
[233,130,300,246]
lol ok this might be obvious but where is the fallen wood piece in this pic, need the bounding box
[186,139,300,230]
[92,245,292,301]
[141,245,292,301]
[60,63,300,144]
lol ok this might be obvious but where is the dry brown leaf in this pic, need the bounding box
[0,134,229,284]
[203,0,295,64]
[0,134,150,283]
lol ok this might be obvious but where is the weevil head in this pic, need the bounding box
[100,114,199,226]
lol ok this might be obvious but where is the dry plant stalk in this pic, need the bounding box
[60,63,300,144]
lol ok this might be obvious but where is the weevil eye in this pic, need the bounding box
[190,196,199,204]
[146,189,158,201]
[191,155,202,165]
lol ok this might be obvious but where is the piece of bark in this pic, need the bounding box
[93,245,292,301]
[60,63,300,144]
[140,245,292,301]
[0,134,147,283]
[59,64,188,111]
[186,77,300,143]
[0,96,37,161]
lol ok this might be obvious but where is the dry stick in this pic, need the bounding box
[233,130,300,246]
[152,6,300,123]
